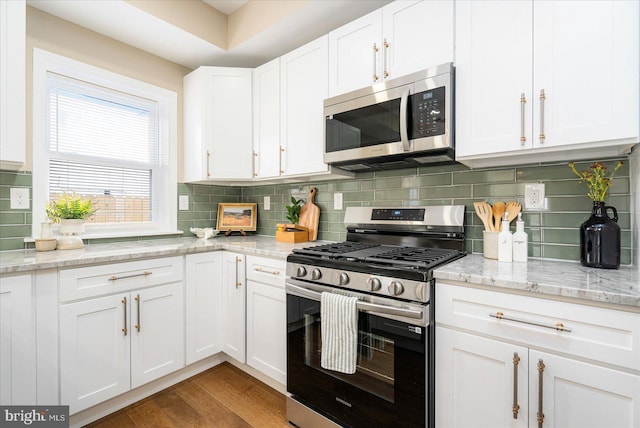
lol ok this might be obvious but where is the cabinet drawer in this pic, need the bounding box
[246,255,286,288]
[437,282,640,371]
[59,256,184,302]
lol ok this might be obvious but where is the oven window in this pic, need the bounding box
[304,313,396,402]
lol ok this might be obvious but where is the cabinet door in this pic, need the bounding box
[185,252,223,365]
[436,327,528,428]
[253,58,281,178]
[281,36,329,176]
[183,67,253,181]
[221,252,246,363]
[60,294,130,414]
[0,0,25,168]
[382,0,453,80]
[246,280,286,384]
[0,274,35,405]
[130,282,184,388]
[328,9,382,96]
[530,350,640,428]
[532,0,639,149]
[455,0,533,158]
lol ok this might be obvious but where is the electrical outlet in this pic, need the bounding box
[178,195,189,210]
[524,183,545,209]
[334,192,343,210]
[10,188,30,209]
[264,196,271,210]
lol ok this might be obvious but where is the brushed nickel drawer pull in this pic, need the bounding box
[134,294,141,332]
[254,267,281,276]
[109,271,152,282]
[383,38,390,78]
[235,257,242,288]
[490,312,571,332]
[520,93,527,145]
[372,42,379,82]
[539,89,546,143]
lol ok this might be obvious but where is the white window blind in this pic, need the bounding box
[47,72,159,224]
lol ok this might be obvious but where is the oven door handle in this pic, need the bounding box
[286,282,423,320]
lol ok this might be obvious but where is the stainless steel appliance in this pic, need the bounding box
[286,205,465,428]
[323,63,454,172]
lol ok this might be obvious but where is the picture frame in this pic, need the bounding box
[216,203,257,234]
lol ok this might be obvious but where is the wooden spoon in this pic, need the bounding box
[492,201,506,231]
[473,202,493,231]
[505,201,522,223]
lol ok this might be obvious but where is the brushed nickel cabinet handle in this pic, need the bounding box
[520,93,527,145]
[513,352,520,419]
[383,38,389,78]
[490,312,571,332]
[539,89,546,143]
[206,150,211,177]
[122,296,128,336]
[109,271,152,282]
[537,359,545,428]
[134,294,140,332]
[373,43,379,82]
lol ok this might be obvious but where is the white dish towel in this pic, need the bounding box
[320,291,358,374]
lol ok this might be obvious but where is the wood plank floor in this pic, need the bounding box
[85,362,289,428]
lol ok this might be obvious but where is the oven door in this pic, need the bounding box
[286,279,428,428]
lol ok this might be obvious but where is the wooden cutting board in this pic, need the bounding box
[298,187,319,241]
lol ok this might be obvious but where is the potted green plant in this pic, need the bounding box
[46,192,96,236]
[285,196,304,224]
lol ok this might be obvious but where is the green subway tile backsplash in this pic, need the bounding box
[0,157,634,265]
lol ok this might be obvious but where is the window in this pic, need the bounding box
[33,49,177,238]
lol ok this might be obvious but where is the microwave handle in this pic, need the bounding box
[400,87,410,151]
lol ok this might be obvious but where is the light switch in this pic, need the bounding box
[10,188,29,209]
[333,192,343,210]
[179,195,189,210]
[264,196,271,210]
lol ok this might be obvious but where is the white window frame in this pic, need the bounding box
[32,48,178,239]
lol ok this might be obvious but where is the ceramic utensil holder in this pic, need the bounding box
[483,231,499,259]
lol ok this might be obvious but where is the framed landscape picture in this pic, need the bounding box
[217,203,257,233]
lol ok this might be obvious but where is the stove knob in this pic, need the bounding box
[311,269,322,280]
[367,277,382,291]
[296,266,307,277]
[388,281,405,296]
[338,272,350,286]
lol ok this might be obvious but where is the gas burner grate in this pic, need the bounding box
[365,247,463,269]
[293,242,379,256]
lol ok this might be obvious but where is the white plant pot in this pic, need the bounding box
[59,219,85,236]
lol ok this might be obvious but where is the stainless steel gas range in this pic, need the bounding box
[285,205,466,428]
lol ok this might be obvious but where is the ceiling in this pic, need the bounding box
[27,0,391,69]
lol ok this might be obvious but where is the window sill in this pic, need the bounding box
[24,229,184,243]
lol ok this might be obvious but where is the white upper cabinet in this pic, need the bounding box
[252,59,281,179]
[0,0,25,169]
[183,67,253,182]
[455,0,639,167]
[280,36,330,176]
[329,0,454,97]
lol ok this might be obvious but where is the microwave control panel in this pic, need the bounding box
[410,86,446,138]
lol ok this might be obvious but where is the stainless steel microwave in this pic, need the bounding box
[324,63,454,171]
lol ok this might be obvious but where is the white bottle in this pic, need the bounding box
[497,213,513,262]
[512,213,528,262]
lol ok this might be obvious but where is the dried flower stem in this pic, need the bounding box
[568,161,623,202]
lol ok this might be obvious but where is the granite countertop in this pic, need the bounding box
[0,236,329,274]
[2,237,638,309]
[434,253,640,309]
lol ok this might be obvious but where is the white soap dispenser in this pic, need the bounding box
[497,213,513,262]
[512,213,528,262]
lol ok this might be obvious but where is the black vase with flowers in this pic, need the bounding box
[569,161,623,269]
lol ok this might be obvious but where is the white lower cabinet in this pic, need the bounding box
[185,252,223,365]
[0,273,36,405]
[221,252,246,363]
[246,255,286,384]
[436,282,640,428]
[59,258,184,414]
